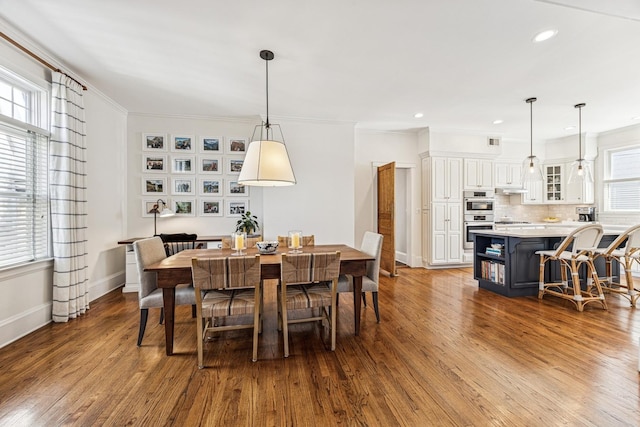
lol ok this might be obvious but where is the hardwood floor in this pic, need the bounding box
[1,267,640,426]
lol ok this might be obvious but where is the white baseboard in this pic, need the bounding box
[0,302,52,349]
[89,272,125,301]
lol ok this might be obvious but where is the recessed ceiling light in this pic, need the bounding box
[632,116,640,120]
[493,119,503,125]
[565,125,576,131]
[533,29,558,43]
[414,112,424,118]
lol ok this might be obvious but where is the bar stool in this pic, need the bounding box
[536,224,607,312]
[592,224,640,307]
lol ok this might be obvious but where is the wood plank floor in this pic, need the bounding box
[1,267,640,426]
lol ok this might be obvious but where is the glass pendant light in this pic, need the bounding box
[521,97,544,183]
[568,103,593,183]
[238,50,296,187]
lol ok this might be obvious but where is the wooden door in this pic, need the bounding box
[377,162,397,276]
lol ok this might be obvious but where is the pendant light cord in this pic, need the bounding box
[575,103,586,161]
[265,56,270,129]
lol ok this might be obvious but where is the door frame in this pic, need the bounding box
[372,161,417,268]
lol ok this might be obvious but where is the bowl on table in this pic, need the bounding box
[256,241,279,254]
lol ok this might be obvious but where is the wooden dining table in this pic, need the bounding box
[145,244,374,355]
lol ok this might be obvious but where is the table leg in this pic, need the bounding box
[162,287,176,356]
[353,275,362,336]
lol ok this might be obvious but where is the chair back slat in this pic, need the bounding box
[572,224,603,253]
[624,224,640,252]
[311,252,341,282]
[191,258,227,290]
[277,235,315,248]
[228,255,261,288]
[160,233,198,256]
[281,253,312,284]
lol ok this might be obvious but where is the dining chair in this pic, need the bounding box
[277,235,315,248]
[221,236,262,249]
[133,237,196,346]
[592,224,640,307]
[536,223,607,311]
[159,233,198,256]
[337,231,384,322]
[278,251,340,357]
[191,255,263,367]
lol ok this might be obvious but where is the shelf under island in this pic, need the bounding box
[472,227,622,297]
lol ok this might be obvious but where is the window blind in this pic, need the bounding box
[0,121,49,268]
[605,146,640,211]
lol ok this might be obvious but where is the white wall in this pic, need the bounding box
[0,28,128,348]
[354,129,422,266]
[263,119,356,245]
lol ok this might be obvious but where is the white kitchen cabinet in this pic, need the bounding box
[494,162,523,187]
[544,164,564,203]
[464,158,493,189]
[431,157,463,202]
[421,158,430,209]
[564,161,595,204]
[522,179,543,204]
[430,201,462,264]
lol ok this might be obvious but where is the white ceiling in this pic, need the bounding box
[1,0,640,142]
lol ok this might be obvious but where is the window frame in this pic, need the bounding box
[602,144,640,213]
[0,66,51,270]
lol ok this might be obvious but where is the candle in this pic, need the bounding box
[235,234,244,249]
[291,233,300,248]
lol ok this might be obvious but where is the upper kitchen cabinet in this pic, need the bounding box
[494,162,523,188]
[431,157,463,202]
[544,164,564,203]
[464,158,493,190]
[564,160,595,204]
[522,179,543,204]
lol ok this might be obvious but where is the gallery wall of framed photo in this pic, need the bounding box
[141,133,251,219]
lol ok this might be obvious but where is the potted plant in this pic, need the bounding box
[235,211,260,236]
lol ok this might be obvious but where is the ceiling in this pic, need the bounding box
[1,0,640,142]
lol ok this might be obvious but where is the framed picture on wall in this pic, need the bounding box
[226,180,248,197]
[142,133,167,152]
[171,176,195,195]
[142,154,168,173]
[142,176,167,195]
[199,178,222,196]
[171,135,194,152]
[141,199,169,217]
[227,137,248,153]
[173,198,195,216]
[227,157,244,174]
[199,136,223,154]
[200,199,223,217]
[171,155,195,173]
[227,200,248,217]
[198,156,222,174]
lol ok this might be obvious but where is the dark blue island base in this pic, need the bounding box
[473,229,620,298]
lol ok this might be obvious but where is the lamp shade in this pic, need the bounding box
[237,138,296,186]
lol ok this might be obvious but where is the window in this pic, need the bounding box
[0,69,49,269]
[603,145,640,211]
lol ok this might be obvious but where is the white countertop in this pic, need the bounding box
[479,222,631,238]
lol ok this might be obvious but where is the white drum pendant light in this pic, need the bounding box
[238,50,296,186]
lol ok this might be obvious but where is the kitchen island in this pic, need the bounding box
[472,226,622,297]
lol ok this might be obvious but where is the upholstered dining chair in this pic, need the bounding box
[277,235,315,248]
[536,223,607,311]
[278,251,340,357]
[191,255,263,367]
[337,231,384,322]
[220,236,262,249]
[592,224,640,307]
[133,237,196,346]
[159,233,198,256]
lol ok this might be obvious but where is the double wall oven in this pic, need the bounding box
[463,190,494,249]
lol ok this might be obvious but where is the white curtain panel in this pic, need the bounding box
[50,71,89,322]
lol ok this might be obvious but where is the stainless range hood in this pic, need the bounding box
[495,187,528,195]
